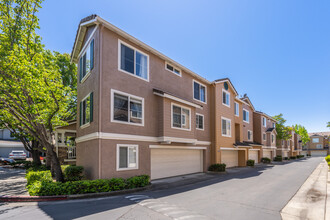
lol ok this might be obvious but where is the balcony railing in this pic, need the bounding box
[68,146,76,159]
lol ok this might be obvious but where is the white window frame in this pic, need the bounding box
[316,144,323,149]
[196,113,204,131]
[234,102,239,116]
[165,62,181,77]
[222,89,230,107]
[312,138,319,143]
[80,93,92,128]
[262,117,266,127]
[118,40,149,82]
[79,39,95,84]
[116,144,139,171]
[272,122,275,128]
[221,117,231,137]
[248,130,253,141]
[111,89,145,127]
[171,103,191,131]
[193,80,207,104]
[243,108,249,123]
[263,133,266,141]
[272,134,275,144]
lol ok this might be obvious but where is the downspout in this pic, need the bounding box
[98,24,103,179]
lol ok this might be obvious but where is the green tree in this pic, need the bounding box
[0,0,73,182]
[273,114,292,141]
[327,122,330,128]
[294,124,310,145]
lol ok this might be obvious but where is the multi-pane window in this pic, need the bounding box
[248,130,252,141]
[312,138,319,143]
[80,93,93,126]
[222,90,230,107]
[262,117,266,127]
[222,117,231,137]
[120,42,148,80]
[79,39,94,82]
[193,81,206,103]
[243,109,249,123]
[117,145,138,170]
[112,91,143,125]
[166,63,181,76]
[234,102,239,116]
[172,104,190,130]
[196,114,204,130]
[263,133,266,141]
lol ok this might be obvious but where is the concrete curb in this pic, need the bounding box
[281,160,328,220]
[0,185,151,203]
[326,167,329,220]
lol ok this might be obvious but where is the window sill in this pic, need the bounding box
[222,134,231,138]
[111,119,144,127]
[117,167,138,171]
[222,103,230,108]
[243,120,249,124]
[80,70,92,84]
[80,123,90,129]
[171,126,191,131]
[118,68,149,82]
[196,128,204,131]
[193,98,207,105]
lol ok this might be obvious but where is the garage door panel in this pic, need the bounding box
[249,150,259,164]
[151,149,202,180]
[263,150,271,159]
[221,150,238,168]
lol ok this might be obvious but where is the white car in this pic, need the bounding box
[9,150,27,160]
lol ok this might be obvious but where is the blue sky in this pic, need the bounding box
[37,0,330,132]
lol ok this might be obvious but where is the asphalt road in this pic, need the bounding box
[0,157,324,220]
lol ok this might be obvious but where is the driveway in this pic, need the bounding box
[0,167,28,196]
[0,157,323,220]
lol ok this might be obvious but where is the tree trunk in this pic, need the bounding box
[31,140,41,166]
[46,143,64,182]
[46,150,52,169]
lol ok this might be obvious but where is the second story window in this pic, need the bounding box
[221,117,231,137]
[312,138,319,143]
[112,90,144,126]
[263,133,266,141]
[248,130,252,141]
[222,89,230,107]
[272,134,275,143]
[272,122,275,128]
[234,102,239,116]
[196,114,204,130]
[243,109,249,123]
[79,39,94,82]
[262,117,266,127]
[193,81,206,103]
[119,41,148,81]
[316,144,323,149]
[80,93,93,127]
[172,104,190,130]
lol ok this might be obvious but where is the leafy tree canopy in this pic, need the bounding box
[273,114,293,140]
[294,124,310,145]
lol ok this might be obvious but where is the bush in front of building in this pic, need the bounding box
[261,157,271,163]
[63,165,84,181]
[246,160,255,166]
[27,175,150,196]
[325,155,330,163]
[26,170,52,186]
[208,163,226,172]
[290,156,297,160]
[297,155,305,159]
[274,156,283,162]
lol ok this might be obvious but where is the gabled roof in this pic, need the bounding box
[240,95,255,112]
[213,78,238,96]
[254,111,277,122]
[308,132,330,137]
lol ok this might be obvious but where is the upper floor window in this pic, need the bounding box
[243,109,249,123]
[262,117,266,127]
[165,62,181,76]
[234,102,239,116]
[272,122,275,128]
[119,41,149,81]
[79,39,94,82]
[272,134,275,143]
[172,104,191,130]
[221,117,231,137]
[312,138,319,143]
[222,89,230,107]
[111,90,144,126]
[263,133,266,141]
[248,130,252,141]
[80,93,93,127]
[193,81,206,103]
[316,144,323,149]
[196,114,204,130]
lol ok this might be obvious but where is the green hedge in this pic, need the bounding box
[208,163,226,172]
[297,155,305,159]
[246,160,255,167]
[261,157,271,163]
[274,156,283,162]
[63,165,84,181]
[325,155,330,163]
[290,156,297,160]
[26,170,52,186]
[27,175,150,196]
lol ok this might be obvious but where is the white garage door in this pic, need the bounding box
[283,151,288,158]
[151,148,203,180]
[263,150,272,159]
[249,150,259,164]
[221,150,238,168]
[311,151,328,157]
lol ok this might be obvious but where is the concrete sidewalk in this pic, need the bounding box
[281,160,328,220]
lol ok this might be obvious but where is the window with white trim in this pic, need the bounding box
[248,130,252,141]
[117,145,138,170]
[79,39,94,82]
[80,93,93,126]
[316,144,323,149]
[193,81,206,103]
[312,138,319,143]
[165,62,181,76]
[221,117,231,137]
[262,117,266,127]
[272,134,275,143]
[196,114,204,130]
[112,90,143,125]
[119,41,148,80]
[243,109,249,123]
[222,89,230,107]
[272,122,275,128]
[234,102,239,116]
[172,104,190,130]
[263,133,266,141]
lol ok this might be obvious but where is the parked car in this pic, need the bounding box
[8,150,27,160]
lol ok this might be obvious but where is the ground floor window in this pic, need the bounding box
[117,145,138,170]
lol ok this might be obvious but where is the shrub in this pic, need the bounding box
[297,155,305,159]
[325,155,330,163]
[261,157,271,163]
[290,156,297,160]
[27,175,150,196]
[328,161,330,167]
[274,156,283,162]
[208,163,226,172]
[26,165,48,173]
[63,165,84,181]
[26,170,52,186]
[284,157,289,160]
[246,160,255,166]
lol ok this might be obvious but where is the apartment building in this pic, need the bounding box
[253,111,277,159]
[305,132,330,156]
[71,15,278,180]
[276,138,290,158]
